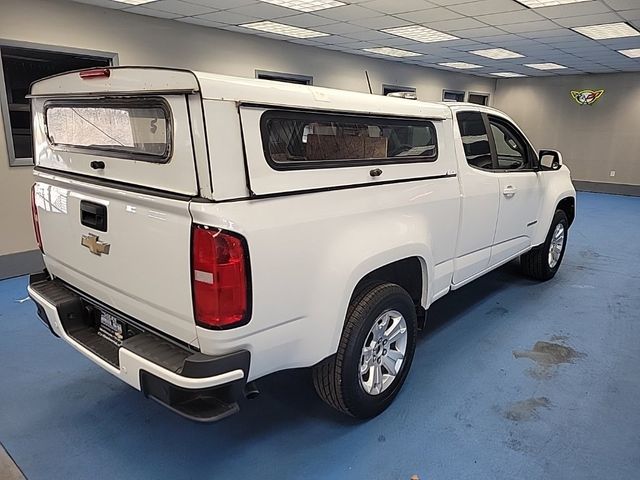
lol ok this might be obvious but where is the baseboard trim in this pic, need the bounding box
[573,180,640,197]
[0,250,44,280]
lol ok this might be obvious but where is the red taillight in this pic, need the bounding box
[192,225,250,329]
[30,184,43,253]
[79,68,110,79]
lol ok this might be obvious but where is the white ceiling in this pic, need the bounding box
[70,0,640,77]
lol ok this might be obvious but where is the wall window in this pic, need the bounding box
[457,111,492,170]
[255,70,312,85]
[443,90,465,102]
[261,110,438,170]
[468,93,490,106]
[383,84,416,96]
[0,43,115,166]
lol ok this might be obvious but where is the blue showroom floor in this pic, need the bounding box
[1,192,639,480]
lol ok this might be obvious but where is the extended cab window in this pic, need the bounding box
[261,110,437,169]
[457,111,492,170]
[45,99,171,162]
[488,117,530,170]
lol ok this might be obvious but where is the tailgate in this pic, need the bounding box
[30,68,206,346]
[33,173,198,346]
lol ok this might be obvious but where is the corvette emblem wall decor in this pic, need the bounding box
[570,89,605,106]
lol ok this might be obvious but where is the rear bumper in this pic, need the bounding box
[28,272,250,422]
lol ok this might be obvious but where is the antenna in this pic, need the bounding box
[365,70,373,94]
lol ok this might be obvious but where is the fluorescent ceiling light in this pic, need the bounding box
[490,72,526,77]
[619,48,640,58]
[439,62,483,69]
[471,48,524,59]
[514,0,589,7]
[383,25,458,43]
[525,62,567,70]
[363,47,421,57]
[257,0,345,12]
[112,0,156,4]
[572,22,640,40]
[241,21,329,38]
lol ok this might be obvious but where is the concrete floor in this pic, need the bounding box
[0,192,639,480]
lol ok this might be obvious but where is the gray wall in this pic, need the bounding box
[0,0,496,257]
[494,73,640,188]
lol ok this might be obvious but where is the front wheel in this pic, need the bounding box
[521,209,569,281]
[312,282,417,418]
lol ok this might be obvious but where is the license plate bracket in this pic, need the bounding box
[97,311,125,346]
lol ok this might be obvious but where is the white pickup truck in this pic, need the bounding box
[28,67,575,422]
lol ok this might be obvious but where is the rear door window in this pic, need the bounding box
[261,110,438,170]
[45,99,171,162]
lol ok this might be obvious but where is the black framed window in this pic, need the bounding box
[44,98,172,162]
[383,84,416,96]
[487,116,531,170]
[0,44,113,166]
[261,110,438,170]
[255,70,312,85]
[457,111,492,170]
[468,93,489,105]
[443,90,465,102]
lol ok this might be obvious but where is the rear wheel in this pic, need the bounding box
[312,282,417,418]
[521,209,568,281]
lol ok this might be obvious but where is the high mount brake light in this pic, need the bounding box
[79,68,111,79]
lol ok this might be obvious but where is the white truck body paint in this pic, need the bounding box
[29,67,575,387]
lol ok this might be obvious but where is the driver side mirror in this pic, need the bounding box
[539,149,563,171]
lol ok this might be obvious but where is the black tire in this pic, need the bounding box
[521,209,569,281]
[312,282,417,418]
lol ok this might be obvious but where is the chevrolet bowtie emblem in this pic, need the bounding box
[81,233,111,256]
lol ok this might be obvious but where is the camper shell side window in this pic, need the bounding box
[260,110,438,171]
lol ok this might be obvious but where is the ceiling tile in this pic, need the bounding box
[315,22,368,34]
[499,20,559,33]
[197,11,260,24]
[124,6,182,19]
[427,17,488,31]
[617,9,640,21]
[178,16,224,27]
[555,13,625,28]
[475,10,546,26]
[143,0,215,16]
[341,29,397,41]
[315,4,381,21]
[184,0,256,8]
[71,0,128,8]
[602,0,640,9]
[348,15,411,29]
[227,3,298,19]
[448,0,526,16]
[396,8,463,23]
[275,13,335,27]
[535,1,611,20]
[362,0,438,14]
[453,26,507,38]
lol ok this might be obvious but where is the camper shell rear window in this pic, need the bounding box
[261,110,438,170]
[44,98,172,162]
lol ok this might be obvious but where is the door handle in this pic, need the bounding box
[503,185,517,197]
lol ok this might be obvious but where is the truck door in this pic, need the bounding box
[452,110,500,285]
[485,115,542,267]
